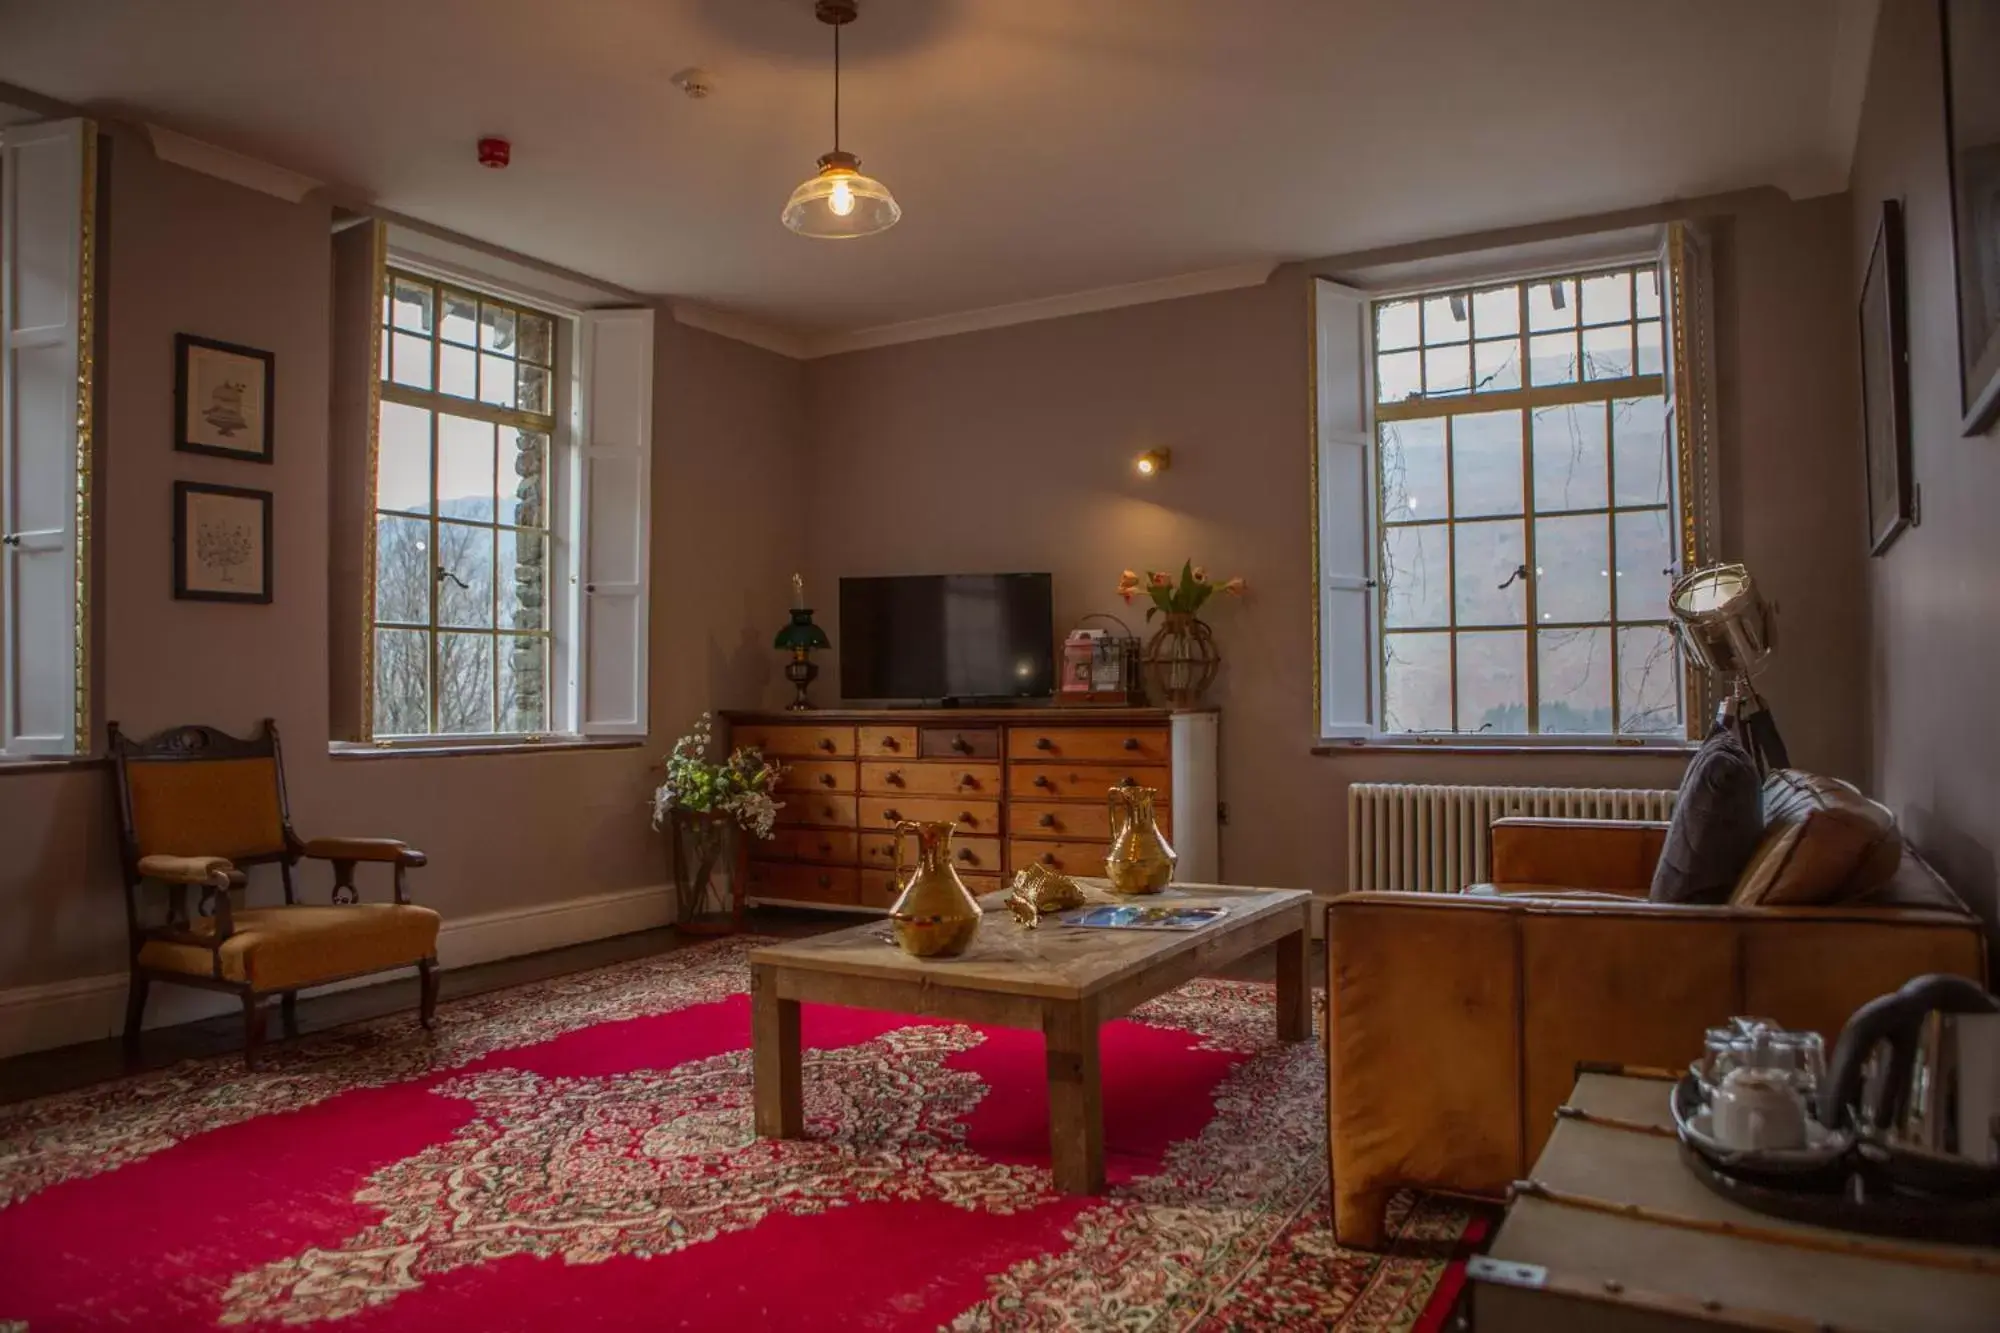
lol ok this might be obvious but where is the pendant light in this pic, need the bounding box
[782,0,901,238]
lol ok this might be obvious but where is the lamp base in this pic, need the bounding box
[785,650,819,711]
[1717,680,1789,774]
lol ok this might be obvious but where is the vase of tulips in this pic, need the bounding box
[1117,562,1246,707]
[651,713,784,934]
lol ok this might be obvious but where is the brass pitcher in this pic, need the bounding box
[887,819,982,957]
[1105,786,1177,895]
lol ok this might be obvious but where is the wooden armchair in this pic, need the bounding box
[110,719,441,1066]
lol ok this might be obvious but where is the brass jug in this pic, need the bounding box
[1105,786,1177,895]
[887,819,983,957]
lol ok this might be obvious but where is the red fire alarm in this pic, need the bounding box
[477,137,510,169]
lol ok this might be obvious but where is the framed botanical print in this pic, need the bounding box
[175,333,274,461]
[1941,0,2000,434]
[1859,200,1914,556]
[173,481,272,603]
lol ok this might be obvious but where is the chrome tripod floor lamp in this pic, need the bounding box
[1668,562,1791,773]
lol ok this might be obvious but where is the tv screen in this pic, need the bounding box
[839,574,1054,703]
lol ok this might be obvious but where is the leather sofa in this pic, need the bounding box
[1323,813,1988,1248]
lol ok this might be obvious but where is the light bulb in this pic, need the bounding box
[828,176,855,217]
[1136,457,1155,476]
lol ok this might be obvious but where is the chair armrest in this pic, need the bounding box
[302,837,427,868]
[1489,817,1669,897]
[137,854,242,888]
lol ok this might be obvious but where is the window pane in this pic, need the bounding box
[440,290,478,345]
[1612,395,1671,506]
[517,363,551,416]
[518,313,554,366]
[436,632,495,733]
[439,342,477,399]
[1423,293,1469,344]
[1377,350,1422,404]
[506,429,549,528]
[1528,332,1577,386]
[437,415,496,522]
[1454,519,1526,626]
[500,635,547,733]
[377,400,431,513]
[480,303,517,353]
[1582,324,1633,380]
[1531,401,1609,513]
[1383,632,1452,732]
[1636,267,1662,319]
[479,352,517,408]
[1538,626,1611,733]
[436,520,494,629]
[1457,630,1528,734]
[1635,319,1663,375]
[373,628,430,736]
[1534,514,1610,622]
[390,276,433,333]
[1617,625,1682,735]
[1450,410,1523,518]
[1424,343,1470,396]
[1614,508,1675,620]
[1528,279,1576,330]
[1473,338,1520,392]
[374,516,431,624]
[1376,299,1420,351]
[390,331,432,389]
[1382,525,1450,628]
[1379,418,1446,521]
[1580,272,1632,325]
[498,528,547,631]
[1472,284,1519,338]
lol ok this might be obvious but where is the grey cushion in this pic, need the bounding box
[1650,728,1764,904]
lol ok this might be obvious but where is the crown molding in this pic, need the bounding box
[145,124,322,202]
[671,302,812,360]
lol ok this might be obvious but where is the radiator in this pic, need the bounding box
[1347,783,1679,895]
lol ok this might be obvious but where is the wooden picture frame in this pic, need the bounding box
[175,333,274,462]
[173,481,273,603]
[1940,0,2000,434]
[1859,200,1914,556]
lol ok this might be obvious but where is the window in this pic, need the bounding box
[1316,230,1716,744]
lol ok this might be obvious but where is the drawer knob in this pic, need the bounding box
[818,773,836,787]
[1119,776,1138,788]
[959,811,974,824]
[1038,813,1056,828]
[883,736,901,751]
[818,842,832,854]
[886,771,905,786]
[818,874,832,888]
[957,849,976,863]
[958,773,977,789]
[1034,736,1053,751]
[1123,737,1141,751]
[883,808,900,821]
[1033,775,1053,789]
[951,735,972,754]
[1042,852,1057,865]
[818,738,836,753]
[823,806,837,819]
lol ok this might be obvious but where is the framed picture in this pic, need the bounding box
[174,333,274,461]
[1859,200,1914,556]
[173,481,272,603]
[1941,0,2000,434]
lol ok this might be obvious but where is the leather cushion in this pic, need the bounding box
[137,903,440,991]
[1730,771,1901,907]
[1650,729,1763,904]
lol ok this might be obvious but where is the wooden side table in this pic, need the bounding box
[1464,1071,2000,1331]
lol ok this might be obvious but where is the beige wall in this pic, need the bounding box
[802,196,1866,894]
[0,135,804,991]
[1852,0,2000,939]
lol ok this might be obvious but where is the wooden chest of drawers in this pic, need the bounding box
[721,708,1218,915]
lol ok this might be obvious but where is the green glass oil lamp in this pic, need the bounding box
[775,573,831,710]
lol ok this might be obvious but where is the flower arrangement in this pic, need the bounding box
[651,713,784,839]
[1115,562,1245,707]
[1116,562,1247,620]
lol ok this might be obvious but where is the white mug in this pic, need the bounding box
[1709,1067,1808,1151]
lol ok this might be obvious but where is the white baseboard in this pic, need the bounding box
[0,882,673,1061]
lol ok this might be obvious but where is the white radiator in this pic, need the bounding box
[1347,783,1679,895]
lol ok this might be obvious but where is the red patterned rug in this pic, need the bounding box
[0,938,1483,1330]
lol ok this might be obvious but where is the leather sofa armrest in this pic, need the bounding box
[301,836,427,868]
[1489,817,1669,896]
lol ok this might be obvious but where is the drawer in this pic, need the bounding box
[1006,725,1171,763]
[918,726,1000,759]
[857,725,918,757]
[860,834,1004,875]
[744,861,859,906]
[754,828,857,864]
[1008,839,1109,878]
[857,795,1002,836]
[779,794,857,828]
[859,761,1001,797]
[1010,763,1172,802]
[732,724,855,759]
[776,760,856,794]
[1009,801,1172,842]
[860,868,1001,909]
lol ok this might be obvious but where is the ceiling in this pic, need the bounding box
[0,0,1873,341]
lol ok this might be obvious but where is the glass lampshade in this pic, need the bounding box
[782,151,901,239]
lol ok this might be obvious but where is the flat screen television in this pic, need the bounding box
[839,574,1054,704]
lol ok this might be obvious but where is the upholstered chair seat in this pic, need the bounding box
[136,902,441,991]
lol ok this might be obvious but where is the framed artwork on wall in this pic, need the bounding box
[173,481,273,603]
[1941,0,2000,434]
[1859,200,1914,556]
[174,333,274,461]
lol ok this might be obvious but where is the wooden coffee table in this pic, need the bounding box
[748,881,1313,1194]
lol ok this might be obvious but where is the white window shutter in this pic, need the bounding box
[1315,279,1377,740]
[1,118,91,757]
[577,308,653,736]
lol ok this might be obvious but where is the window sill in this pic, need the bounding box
[0,753,107,776]
[1312,739,1697,758]
[328,736,643,761]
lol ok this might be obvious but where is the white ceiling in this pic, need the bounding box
[0,0,1871,339]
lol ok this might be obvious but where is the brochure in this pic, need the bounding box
[1057,904,1228,932]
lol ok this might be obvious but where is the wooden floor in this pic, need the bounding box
[0,907,1323,1108]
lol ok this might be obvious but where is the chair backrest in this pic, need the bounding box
[110,721,291,864]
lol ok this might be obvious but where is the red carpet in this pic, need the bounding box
[0,938,1483,1330]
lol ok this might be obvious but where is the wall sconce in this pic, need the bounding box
[1134,448,1172,477]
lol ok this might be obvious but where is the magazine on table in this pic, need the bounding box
[1058,904,1229,932]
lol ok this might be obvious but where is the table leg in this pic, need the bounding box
[752,964,802,1139]
[1274,912,1312,1043]
[1044,1002,1104,1194]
